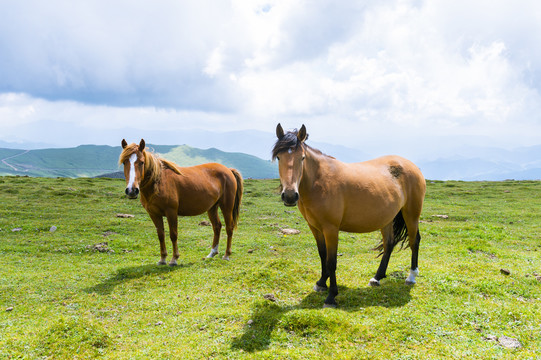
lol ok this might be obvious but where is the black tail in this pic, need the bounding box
[374,210,409,256]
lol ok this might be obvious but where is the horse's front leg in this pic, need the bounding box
[149,213,167,265]
[166,212,180,266]
[309,225,328,292]
[322,228,339,308]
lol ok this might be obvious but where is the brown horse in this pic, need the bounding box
[119,139,243,264]
[273,124,426,307]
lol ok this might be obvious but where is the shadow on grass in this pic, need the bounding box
[83,263,189,295]
[231,280,413,352]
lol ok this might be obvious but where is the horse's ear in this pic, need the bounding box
[297,124,307,143]
[276,123,285,139]
[139,139,145,151]
[121,139,128,149]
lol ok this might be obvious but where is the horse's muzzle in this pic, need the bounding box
[281,190,299,207]
[125,187,140,199]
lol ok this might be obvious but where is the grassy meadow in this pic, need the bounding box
[0,176,540,359]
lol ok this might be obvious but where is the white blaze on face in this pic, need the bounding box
[127,153,137,189]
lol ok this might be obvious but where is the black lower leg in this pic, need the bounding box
[411,231,421,270]
[375,251,392,281]
[316,246,328,289]
[324,257,338,306]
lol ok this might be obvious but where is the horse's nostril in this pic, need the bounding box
[125,187,139,198]
[281,190,299,206]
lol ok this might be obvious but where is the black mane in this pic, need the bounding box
[272,129,308,160]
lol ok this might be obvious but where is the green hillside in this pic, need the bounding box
[0,144,278,179]
[160,145,278,179]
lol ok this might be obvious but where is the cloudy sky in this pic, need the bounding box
[1,0,540,159]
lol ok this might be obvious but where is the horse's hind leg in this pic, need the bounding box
[405,230,421,284]
[206,205,222,259]
[370,223,394,287]
[401,205,422,284]
[220,205,235,261]
[165,210,180,266]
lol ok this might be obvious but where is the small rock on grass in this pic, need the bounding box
[484,335,522,349]
[281,228,300,235]
[498,336,522,349]
[500,268,511,275]
[263,294,277,302]
[49,226,57,232]
[116,213,135,218]
[6,307,13,312]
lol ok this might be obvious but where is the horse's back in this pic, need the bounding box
[159,163,238,216]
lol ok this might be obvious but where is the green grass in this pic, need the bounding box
[0,177,540,359]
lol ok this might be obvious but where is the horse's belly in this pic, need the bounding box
[339,208,398,233]
[339,220,389,234]
[177,199,215,216]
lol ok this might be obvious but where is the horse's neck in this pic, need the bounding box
[300,147,332,190]
[141,156,160,191]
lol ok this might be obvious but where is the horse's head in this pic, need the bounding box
[120,139,146,199]
[273,123,307,207]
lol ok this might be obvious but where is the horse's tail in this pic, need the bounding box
[374,210,409,256]
[230,168,243,229]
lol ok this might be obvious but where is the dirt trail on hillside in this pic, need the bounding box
[1,150,30,171]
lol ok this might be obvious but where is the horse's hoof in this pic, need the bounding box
[158,260,167,266]
[168,262,178,267]
[313,284,327,292]
[369,278,380,287]
[406,268,419,285]
[323,302,337,309]
[222,255,230,261]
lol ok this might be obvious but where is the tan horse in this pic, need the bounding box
[119,139,243,264]
[273,124,426,307]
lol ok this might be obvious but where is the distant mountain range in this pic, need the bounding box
[0,132,539,180]
[0,144,278,179]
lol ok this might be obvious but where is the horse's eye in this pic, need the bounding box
[276,156,280,161]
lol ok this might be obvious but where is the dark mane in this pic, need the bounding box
[272,129,309,160]
[272,129,335,160]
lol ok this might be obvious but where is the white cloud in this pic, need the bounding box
[0,0,540,152]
